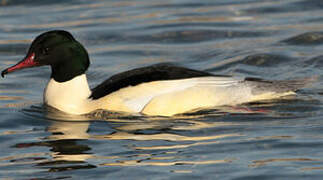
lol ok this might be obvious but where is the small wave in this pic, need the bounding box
[282,32,323,45]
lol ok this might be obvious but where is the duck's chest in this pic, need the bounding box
[43,75,93,114]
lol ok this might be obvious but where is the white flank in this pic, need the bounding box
[96,76,251,116]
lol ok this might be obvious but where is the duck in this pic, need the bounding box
[1,30,312,116]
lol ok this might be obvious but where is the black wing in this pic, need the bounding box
[89,63,224,99]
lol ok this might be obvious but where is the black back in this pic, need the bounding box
[90,63,223,99]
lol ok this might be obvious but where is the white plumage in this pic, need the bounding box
[43,74,295,116]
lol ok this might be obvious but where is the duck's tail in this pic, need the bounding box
[245,76,317,95]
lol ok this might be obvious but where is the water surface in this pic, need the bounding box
[0,0,322,179]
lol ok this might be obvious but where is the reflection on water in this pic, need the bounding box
[3,105,321,174]
[95,131,241,141]
[47,121,90,140]
[0,112,242,173]
[102,159,233,167]
[0,93,322,176]
[250,158,320,168]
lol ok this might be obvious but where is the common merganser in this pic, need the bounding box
[1,30,311,116]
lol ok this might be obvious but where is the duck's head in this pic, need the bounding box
[1,30,90,82]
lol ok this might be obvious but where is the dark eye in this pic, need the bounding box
[42,47,49,55]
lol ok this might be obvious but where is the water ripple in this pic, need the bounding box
[282,32,323,45]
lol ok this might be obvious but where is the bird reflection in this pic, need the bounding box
[12,120,96,172]
[46,121,90,140]
[9,106,245,171]
[8,96,317,171]
[9,106,96,172]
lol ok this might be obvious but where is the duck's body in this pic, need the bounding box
[1,30,311,116]
[44,64,298,116]
[45,74,252,116]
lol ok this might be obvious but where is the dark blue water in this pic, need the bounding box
[0,0,322,179]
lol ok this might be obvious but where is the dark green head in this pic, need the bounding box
[1,30,90,82]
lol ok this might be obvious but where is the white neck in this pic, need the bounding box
[44,74,92,114]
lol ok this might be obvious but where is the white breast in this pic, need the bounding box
[44,74,93,114]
